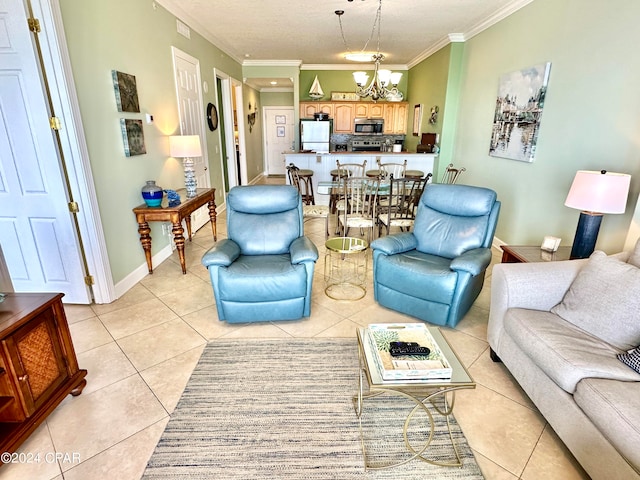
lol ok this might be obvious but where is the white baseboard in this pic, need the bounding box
[113,244,173,299]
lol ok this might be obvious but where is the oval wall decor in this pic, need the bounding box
[206,102,218,131]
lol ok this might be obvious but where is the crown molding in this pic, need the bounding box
[407,35,455,69]
[301,64,408,71]
[464,0,536,41]
[242,59,302,67]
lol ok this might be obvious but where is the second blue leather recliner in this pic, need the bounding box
[371,183,500,328]
[202,185,319,323]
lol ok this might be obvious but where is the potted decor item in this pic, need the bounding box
[141,180,163,207]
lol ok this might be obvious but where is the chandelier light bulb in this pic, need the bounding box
[353,71,369,86]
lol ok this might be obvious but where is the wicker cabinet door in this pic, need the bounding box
[4,308,67,417]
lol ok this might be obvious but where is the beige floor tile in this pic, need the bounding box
[90,283,155,316]
[455,304,490,341]
[116,318,206,371]
[454,384,546,476]
[0,423,62,480]
[140,345,205,413]
[273,303,344,337]
[521,425,590,480]
[68,316,113,354]
[468,347,536,410]
[440,328,489,369]
[47,375,167,472]
[181,305,244,339]
[76,341,137,396]
[140,260,208,297]
[313,317,362,337]
[221,322,294,339]
[63,303,96,324]
[62,418,168,480]
[158,280,215,316]
[99,298,179,339]
[473,450,519,480]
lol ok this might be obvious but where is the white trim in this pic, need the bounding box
[37,0,115,303]
[301,64,408,71]
[114,245,173,299]
[243,59,302,67]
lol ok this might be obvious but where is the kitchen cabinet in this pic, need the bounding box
[0,293,87,454]
[299,101,408,134]
[333,103,355,133]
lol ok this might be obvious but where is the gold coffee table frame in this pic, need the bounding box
[354,327,476,470]
[324,237,368,300]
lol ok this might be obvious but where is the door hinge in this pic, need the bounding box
[49,116,61,130]
[27,18,41,33]
[68,201,79,213]
[84,275,94,286]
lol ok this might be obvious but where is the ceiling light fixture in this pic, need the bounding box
[336,0,402,101]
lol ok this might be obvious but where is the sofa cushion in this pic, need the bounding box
[574,378,640,471]
[628,237,640,268]
[618,347,640,374]
[504,308,640,393]
[550,251,640,351]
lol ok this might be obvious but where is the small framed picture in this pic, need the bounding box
[412,104,423,136]
[120,119,146,156]
[276,126,285,137]
[112,70,140,113]
[275,115,286,124]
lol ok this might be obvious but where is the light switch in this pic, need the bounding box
[145,114,154,125]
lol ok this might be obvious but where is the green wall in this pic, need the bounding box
[446,0,640,253]
[299,69,408,102]
[59,0,242,284]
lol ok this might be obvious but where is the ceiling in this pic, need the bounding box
[156,0,533,91]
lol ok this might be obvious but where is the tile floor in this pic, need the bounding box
[1,179,590,480]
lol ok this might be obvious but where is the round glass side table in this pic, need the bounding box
[324,237,369,300]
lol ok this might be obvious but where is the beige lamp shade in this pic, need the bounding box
[169,135,202,158]
[565,170,631,214]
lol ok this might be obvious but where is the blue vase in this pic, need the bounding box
[141,180,163,207]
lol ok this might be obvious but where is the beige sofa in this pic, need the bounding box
[488,248,640,480]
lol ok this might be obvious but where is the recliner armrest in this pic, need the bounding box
[290,236,319,264]
[201,239,241,268]
[371,232,417,255]
[450,248,492,276]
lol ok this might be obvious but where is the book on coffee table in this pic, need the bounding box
[365,324,452,380]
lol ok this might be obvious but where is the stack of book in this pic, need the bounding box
[364,324,452,381]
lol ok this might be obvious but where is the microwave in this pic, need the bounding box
[353,117,384,135]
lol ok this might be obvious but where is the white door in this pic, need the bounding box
[264,107,294,176]
[172,47,210,231]
[0,0,90,303]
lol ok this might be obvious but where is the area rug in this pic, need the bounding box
[142,338,484,479]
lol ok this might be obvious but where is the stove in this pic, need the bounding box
[351,140,382,152]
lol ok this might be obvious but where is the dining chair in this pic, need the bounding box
[337,176,380,242]
[287,163,330,238]
[376,158,407,179]
[440,163,466,184]
[377,174,431,236]
[331,159,367,214]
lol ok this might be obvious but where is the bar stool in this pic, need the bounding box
[297,168,316,205]
[331,159,367,213]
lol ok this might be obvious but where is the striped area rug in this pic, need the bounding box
[143,338,484,479]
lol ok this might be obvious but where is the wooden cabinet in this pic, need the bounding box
[333,103,355,133]
[299,101,408,134]
[0,293,87,455]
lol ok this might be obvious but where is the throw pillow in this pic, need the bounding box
[551,251,640,351]
[628,237,640,268]
[618,347,640,374]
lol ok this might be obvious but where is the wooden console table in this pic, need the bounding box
[0,293,87,456]
[133,188,217,274]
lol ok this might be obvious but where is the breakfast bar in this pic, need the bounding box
[284,152,437,206]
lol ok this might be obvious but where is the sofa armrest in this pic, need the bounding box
[450,248,492,276]
[488,258,587,350]
[370,232,417,255]
[201,239,241,268]
[290,236,319,264]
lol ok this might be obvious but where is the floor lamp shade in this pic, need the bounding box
[565,170,631,258]
[169,135,202,198]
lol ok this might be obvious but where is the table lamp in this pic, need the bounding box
[169,135,202,198]
[564,170,631,259]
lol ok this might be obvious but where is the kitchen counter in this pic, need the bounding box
[284,152,438,206]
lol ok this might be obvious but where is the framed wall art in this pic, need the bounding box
[412,104,423,136]
[112,70,140,113]
[120,119,146,156]
[489,62,551,162]
[277,126,285,137]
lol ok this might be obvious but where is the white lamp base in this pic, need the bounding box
[183,157,197,198]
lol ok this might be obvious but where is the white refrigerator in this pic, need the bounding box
[300,120,331,153]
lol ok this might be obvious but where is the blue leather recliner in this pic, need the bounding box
[201,185,319,323]
[371,184,500,328]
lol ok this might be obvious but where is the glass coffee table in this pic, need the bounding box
[324,237,368,300]
[355,326,476,470]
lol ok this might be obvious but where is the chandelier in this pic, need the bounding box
[336,0,403,101]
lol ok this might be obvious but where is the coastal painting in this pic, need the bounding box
[489,62,551,162]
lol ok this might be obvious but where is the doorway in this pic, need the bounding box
[263,107,294,176]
